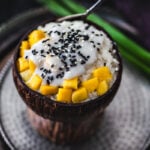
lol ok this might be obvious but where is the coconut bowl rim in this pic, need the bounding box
[13,18,123,109]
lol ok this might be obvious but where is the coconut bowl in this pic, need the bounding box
[12,17,122,144]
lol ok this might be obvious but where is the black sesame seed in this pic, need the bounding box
[47,44,51,47]
[66,67,70,72]
[56,74,61,79]
[80,60,86,64]
[95,34,99,36]
[50,76,54,81]
[85,25,90,30]
[47,80,50,84]
[93,45,96,48]
[83,35,89,41]
[48,70,51,73]
[41,55,46,57]
[41,73,45,79]
[40,50,44,53]
[100,34,103,36]
[87,56,90,59]
[97,43,101,45]
[42,39,49,43]
[76,45,82,49]
[90,41,94,43]
[59,67,63,71]
[78,51,87,61]
[51,64,54,68]
[48,76,54,81]
[32,49,38,55]
[43,69,47,73]
[40,67,43,70]
[25,56,28,59]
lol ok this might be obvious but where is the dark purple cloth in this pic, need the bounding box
[112,0,150,50]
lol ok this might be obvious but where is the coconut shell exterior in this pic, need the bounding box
[12,18,122,144]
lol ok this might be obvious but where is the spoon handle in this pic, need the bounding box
[86,0,102,16]
[57,0,103,22]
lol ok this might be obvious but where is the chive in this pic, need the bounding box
[119,46,150,76]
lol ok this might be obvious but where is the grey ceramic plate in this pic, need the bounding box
[0,7,150,150]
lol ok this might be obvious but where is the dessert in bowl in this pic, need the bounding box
[13,18,122,144]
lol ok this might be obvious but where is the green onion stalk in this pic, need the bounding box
[39,0,150,75]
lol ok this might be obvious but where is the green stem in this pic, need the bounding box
[119,46,150,75]
[61,0,150,66]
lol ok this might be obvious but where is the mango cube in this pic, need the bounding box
[82,77,99,93]
[57,88,72,103]
[29,60,36,72]
[19,41,30,57]
[63,77,78,89]
[20,69,33,82]
[93,67,112,82]
[72,87,88,103]
[40,85,58,95]
[97,80,108,96]
[27,75,42,91]
[28,30,45,46]
[17,57,29,72]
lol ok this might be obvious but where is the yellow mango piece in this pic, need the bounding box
[72,87,88,103]
[82,77,99,93]
[40,85,58,95]
[20,69,33,82]
[17,57,29,72]
[19,41,30,57]
[29,60,36,71]
[28,30,45,46]
[63,77,78,89]
[56,88,72,103]
[93,67,112,82]
[97,80,109,96]
[27,75,42,91]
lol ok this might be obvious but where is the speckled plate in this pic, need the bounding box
[0,7,150,150]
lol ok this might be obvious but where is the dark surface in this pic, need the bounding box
[112,0,150,50]
[0,0,40,24]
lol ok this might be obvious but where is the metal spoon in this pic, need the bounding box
[57,0,103,22]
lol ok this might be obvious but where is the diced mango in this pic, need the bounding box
[28,30,45,46]
[82,77,99,93]
[72,87,88,103]
[29,60,36,72]
[56,88,72,103]
[20,69,33,82]
[17,57,29,72]
[40,85,58,95]
[63,77,78,89]
[93,67,112,82]
[27,75,42,91]
[19,41,30,57]
[97,80,109,96]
